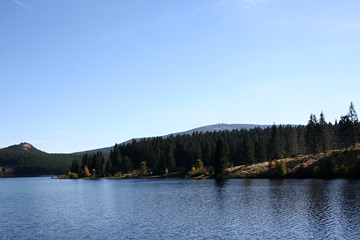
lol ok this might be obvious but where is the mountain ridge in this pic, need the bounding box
[5,142,44,154]
[72,123,273,156]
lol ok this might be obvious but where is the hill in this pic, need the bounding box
[226,147,360,179]
[73,123,272,156]
[168,123,271,136]
[1,124,270,177]
[5,142,44,154]
[0,143,76,176]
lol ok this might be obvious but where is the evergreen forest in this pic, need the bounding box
[68,102,360,179]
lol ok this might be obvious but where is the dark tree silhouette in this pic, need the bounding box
[214,138,229,178]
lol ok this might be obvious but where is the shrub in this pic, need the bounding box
[70,172,79,179]
[140,161,147,176]
[276,160,287,177]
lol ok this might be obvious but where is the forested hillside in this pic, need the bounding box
[0,143,76,176]
[71,103,359,178]
[2,102,359,178]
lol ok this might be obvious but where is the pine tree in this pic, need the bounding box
[240,130,254,164]
[296,126,306,154]
[70,159,81,175]
[94,151,105,176]
[214,137,229,178]
[318,111,331,153]
[306,114,318,154]
[105,159,113,176]
[348,102,359,148]
[166,144,176,172]
[339,115,352,150]
[81,154,89,169]
[268,124,284,160]
[120,156,132,173]
[254,136,267,163]
[111,144,122,173]
[285,126,298,157]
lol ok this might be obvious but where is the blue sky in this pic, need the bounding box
[1,0,360,153]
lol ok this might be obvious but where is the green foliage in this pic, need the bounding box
[166,145,176,172]
[0,148,75,176]
[70,172,79,179]
[268,124,284,160]
[4,103,357,178]
[319,112,331,153]
[316,156,338,178]
[214,138,229,178]
[337,102,359,150]
[70,159,81,175]
[306,114,319,155]
[186,159,206,177]
[339,115,353,150]
[254,136,266,163]
[105,159,113,176]
[275,160,287,177]
[341,150,359,177]
[240,130,255,164]
[140,161,147,176]
[120,156,132,173]
[110,144,122,174]
[285,126,298,157]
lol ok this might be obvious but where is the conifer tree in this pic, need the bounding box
[339,115,352,150]
[93,151,105,176]
[348,102,359,148]
[111,144,122,173]
[70,159,81,175]
[105,159,113,176]
[214,137,229,178]
[306,114,318,154]
[120,156,132,173]
[254,136,267,163]
[268,124,284,160]
[285,126,298,157]
[81,153,89,169]
[318,111,331,153]
[240,130,254,164]
[166,144,176,172]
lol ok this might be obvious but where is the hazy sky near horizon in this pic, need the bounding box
[1,0,360,153]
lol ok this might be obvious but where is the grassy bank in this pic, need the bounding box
[226,147,360,179]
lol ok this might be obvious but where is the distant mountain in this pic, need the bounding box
[73,123,272,156]
[5,142,44,154]
[0,143,75,176]
[167,123,271,136]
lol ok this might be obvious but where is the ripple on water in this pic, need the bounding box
[0,178,360,239]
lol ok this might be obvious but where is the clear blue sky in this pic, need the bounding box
[1,0,360,153]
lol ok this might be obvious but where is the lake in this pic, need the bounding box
[0,178,359,239]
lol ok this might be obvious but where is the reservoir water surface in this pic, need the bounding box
[0,178,359,239]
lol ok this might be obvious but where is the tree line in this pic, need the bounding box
[70,102,359,178]
[0,149,74,176]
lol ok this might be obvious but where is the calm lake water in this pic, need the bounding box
[0,178,359,240]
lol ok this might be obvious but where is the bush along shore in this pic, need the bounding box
[58,146,360,180]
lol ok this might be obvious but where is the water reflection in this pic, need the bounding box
[213,178,228,210]
[1,178,360,240]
